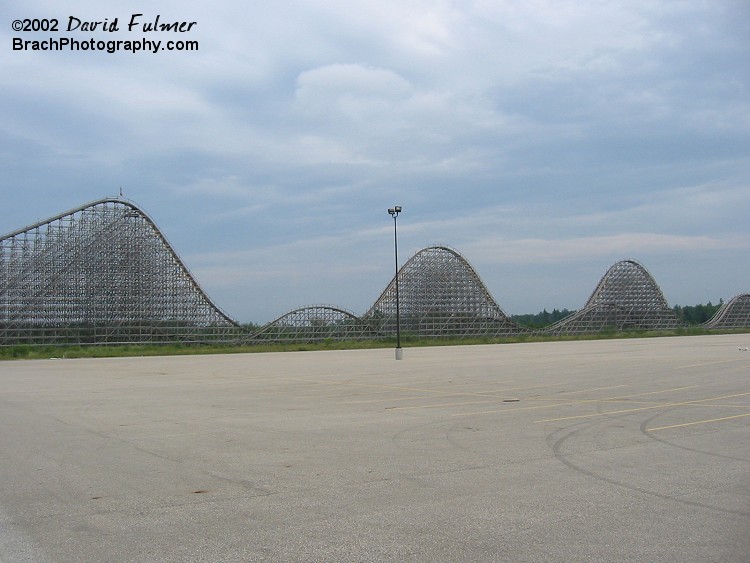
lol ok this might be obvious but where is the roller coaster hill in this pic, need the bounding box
[1,197,749,346]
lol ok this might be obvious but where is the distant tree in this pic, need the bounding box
[673,300,723,324]
[512,308,575,328]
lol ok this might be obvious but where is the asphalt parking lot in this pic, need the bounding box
[1,334,749,562]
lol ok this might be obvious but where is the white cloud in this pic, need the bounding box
[295,64,413,109]
[1,0,748,322]
[465,233,750,265]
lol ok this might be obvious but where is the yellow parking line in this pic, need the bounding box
[385,399,507,411]
[344,381,572,404]
[452,385,698,417]
[534,392,750,423]
[525,385,628,400]
[381,383,627,409]
[676,359,746,369]
[387,385,633,412]
[648,412,750,432]
[413,379,516,390]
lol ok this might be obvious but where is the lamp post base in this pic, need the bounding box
[395,347,403,360]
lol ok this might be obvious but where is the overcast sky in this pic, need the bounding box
[2,0,749,323]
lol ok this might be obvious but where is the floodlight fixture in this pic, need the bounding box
[388,205,403,359]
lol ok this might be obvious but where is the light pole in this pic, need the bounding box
[388,206,403,359]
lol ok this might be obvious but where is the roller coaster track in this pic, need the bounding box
[0,198,239,345]
[704,294,750,329]
[1,199,747,345]
[545,259,681,335]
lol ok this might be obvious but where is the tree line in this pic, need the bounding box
[512,301,724,328]
[672,301,723,324]
[511,309,575,328]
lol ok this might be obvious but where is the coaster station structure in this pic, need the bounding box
[1,198,748,346]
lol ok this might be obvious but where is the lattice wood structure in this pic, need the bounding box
[545,259,681,335]
[2,197,748,347]
[249,305,378,343]
[0,198,239,345]
[363,246,526,338]
[704,294,750,329]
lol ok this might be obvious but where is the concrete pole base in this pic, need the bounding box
[395,347,403,360]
